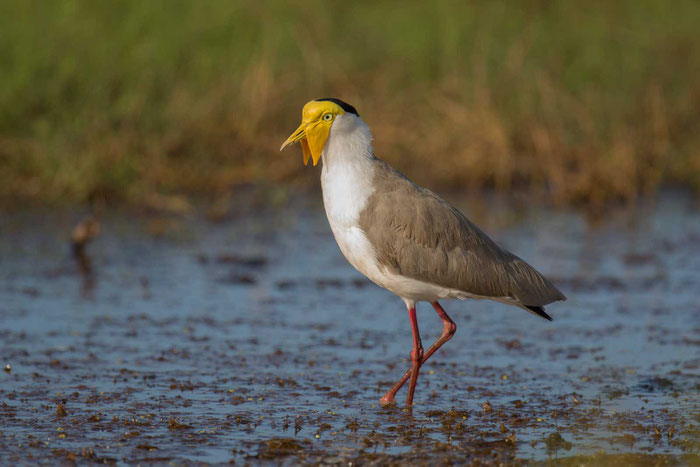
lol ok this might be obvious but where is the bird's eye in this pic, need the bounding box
[323,113,334,121]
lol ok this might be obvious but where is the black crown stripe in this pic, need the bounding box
[314,98,359,116]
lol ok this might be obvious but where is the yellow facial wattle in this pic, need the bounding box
[280,100,344,166]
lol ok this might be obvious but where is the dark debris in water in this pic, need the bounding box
[255,437,309,460]
[213,254,268,268]
[0,201,699,464]
[545,432,573,454]
[636,376,675,393]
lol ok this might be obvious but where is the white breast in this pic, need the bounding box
[322,163,397,298]
[320,116,378,282]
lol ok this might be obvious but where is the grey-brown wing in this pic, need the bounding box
[359,161,565,307]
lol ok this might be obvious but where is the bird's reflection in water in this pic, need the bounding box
[71,217,101,298]
[73,244,96,297]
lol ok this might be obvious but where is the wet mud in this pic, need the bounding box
[1,193,698,464]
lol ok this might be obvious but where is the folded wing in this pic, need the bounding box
[359,160,566,308]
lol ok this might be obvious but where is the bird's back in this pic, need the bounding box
[358,159,566,308]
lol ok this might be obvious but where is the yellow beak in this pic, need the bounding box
[279,121,330,166]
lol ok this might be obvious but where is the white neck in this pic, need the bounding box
[320,114,376,228]
[321,113,374,169]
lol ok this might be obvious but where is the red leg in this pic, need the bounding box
[380,301,457,407]
[405,306,423,407]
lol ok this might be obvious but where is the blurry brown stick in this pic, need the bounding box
[71,216,101,275]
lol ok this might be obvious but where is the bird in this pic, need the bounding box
[280,98,566,408]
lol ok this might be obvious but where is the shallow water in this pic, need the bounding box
[1,192,698,464]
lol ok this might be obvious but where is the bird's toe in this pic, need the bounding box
[379,394,397,407]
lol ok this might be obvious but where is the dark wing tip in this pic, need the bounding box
[526,305,553,321]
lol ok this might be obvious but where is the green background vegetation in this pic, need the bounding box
[1,0,699,206]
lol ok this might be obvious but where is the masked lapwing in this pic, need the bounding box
[281,98,566,408]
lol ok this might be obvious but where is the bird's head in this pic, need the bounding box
[280,98,359,166]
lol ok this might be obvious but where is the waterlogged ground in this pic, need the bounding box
[1,192,698,464]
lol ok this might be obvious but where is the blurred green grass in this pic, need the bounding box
[1,0,698,206]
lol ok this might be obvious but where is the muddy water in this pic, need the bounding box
[1,193,698,464]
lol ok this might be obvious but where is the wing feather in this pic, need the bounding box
[359,160,566,307]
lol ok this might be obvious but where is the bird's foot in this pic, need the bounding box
[379,393,397,407]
